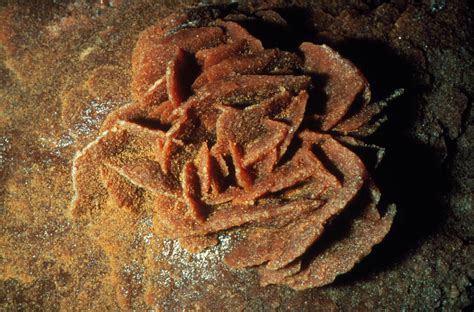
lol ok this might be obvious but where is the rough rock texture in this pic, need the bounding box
[0,0,472,311]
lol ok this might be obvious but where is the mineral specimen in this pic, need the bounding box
[70,6,396,292]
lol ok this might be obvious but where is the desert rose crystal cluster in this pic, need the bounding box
[71,6,395,289]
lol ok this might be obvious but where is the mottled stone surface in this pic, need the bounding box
[0,1,472,311]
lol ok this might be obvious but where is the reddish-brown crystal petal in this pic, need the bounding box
[132,44,174,103]
[268,90,308,163]
[104,159,180,198]
[242,118,289,168]
[192,49,278,89]
[155,138,181,175]
[283,204,395,289]
[217,20,264,52]
[131,24,163,67]
[194,143,221,195]
[229,141,254,191]
[180,161,207,222]
[195,40,249,69]
[194,74,311,99]
[194,143,212,195]
[300,43,370,131]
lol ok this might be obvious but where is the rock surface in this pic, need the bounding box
[0,0,472,310]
